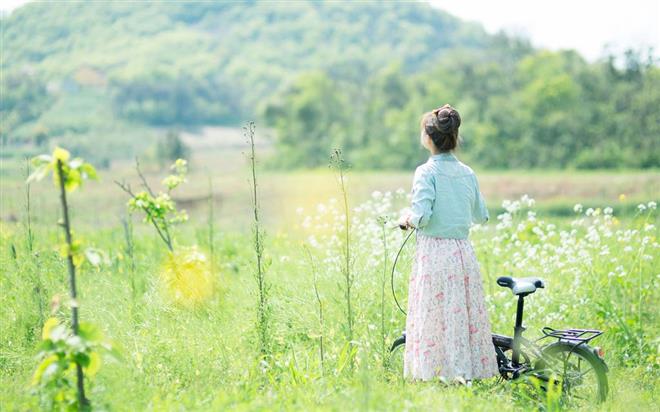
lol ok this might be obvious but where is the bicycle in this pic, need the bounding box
[389,274,609,405]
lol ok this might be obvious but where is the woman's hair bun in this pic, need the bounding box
[421,104,461,152]
[433,104,461,133]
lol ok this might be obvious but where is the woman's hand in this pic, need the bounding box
[398,215,412,230]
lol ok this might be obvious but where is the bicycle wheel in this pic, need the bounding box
[385,335,406,380]
[538,342,608,404]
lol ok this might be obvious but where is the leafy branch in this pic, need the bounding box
[115,158,189,252]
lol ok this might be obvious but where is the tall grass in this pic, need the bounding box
[246,121,270,356]
[330,148,355,369]
[121,213,137,299]
[303,244,325,372]
[23,158,44,327]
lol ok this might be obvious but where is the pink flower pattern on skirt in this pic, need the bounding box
[404,235,499,381]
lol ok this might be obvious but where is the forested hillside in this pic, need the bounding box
[2,1,658,168]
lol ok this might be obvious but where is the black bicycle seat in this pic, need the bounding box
[497,276,545,295]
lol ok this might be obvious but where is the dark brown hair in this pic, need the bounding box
[420,104,461,152]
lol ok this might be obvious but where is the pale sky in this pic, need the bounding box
[430,0,659,61]
[2,0,658,61]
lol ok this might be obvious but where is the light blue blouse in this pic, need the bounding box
[408,152,488,239]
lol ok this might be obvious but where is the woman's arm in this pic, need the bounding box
[472,175,489,224]
[406,166,435,229]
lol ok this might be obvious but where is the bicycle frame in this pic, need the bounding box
[494,291,606,380]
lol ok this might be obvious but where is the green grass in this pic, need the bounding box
[0,159,658,410]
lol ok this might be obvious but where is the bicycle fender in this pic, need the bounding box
[542,341,609,372]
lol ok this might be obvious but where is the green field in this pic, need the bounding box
[2,1,659,409]
[1,149,659,411]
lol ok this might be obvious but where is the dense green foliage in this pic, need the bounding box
[265,47,659,169]
[2,1,658,169]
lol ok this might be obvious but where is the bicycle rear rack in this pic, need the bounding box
[540,327,602,344]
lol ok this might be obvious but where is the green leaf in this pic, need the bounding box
[85,352,101,376]
[52,147,70,162]
[79,322,103,343]
[73,351,90,367]
[32,354,58,385]
[27,164,52,184]
[42,317,59,340]
[79,163,98,180]
[62,168,82,192]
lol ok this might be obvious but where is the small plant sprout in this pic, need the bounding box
[33,318,118,411]
[27,147,99,408]
[330,148,355,370]
[245,121,271,357]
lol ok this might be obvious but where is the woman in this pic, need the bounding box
[398,104,498,382]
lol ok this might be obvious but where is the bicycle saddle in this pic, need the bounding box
[497,276,545,295]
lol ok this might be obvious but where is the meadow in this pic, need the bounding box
[0,145,658,411]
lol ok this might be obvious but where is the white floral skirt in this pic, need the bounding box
[404,234,499,381]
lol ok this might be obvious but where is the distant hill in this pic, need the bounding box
[2,1,490,128]
[2,1,657,169]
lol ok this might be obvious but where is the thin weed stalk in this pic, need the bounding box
[121,213,137,298]
[24,157,34,253]
[378,217,388,370]
[303,244,325,373]
[246,121,270,356]
[330,148,354,369]
[208,175,216,275]
[25,158,44,325]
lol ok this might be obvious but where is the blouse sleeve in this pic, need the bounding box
[472,175,489,224]
[408,166,435,228]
